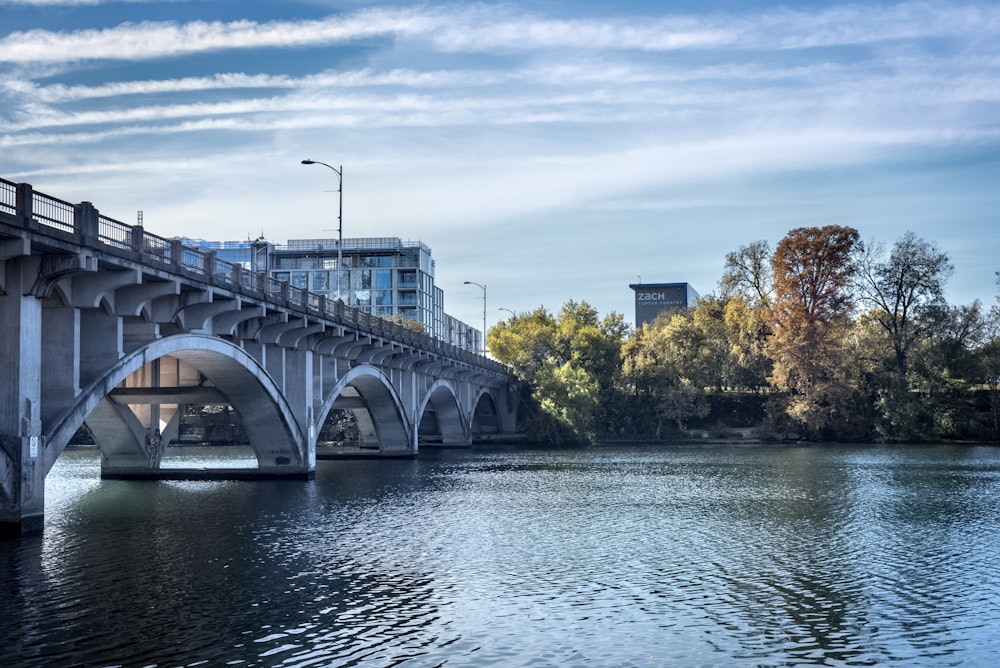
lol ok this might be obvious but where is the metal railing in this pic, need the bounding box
[98,214,132,250]
[143,233,173,269]
[0,180,16,217]
[33,192,76,236]
[0,177,500,372]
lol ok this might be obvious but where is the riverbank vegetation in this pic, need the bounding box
[489,226,1000,445]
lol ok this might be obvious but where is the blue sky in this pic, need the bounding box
[2,0,999,330]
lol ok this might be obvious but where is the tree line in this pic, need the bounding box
[488,226,1000,444]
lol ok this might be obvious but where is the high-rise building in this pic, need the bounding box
[177,236,481,351]
[629,282,700,328]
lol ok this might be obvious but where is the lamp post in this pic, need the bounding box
[498,307,515,318]
[464,280,487,355]
[301,159,343,301]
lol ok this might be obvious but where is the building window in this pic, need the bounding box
[399,271,417,289]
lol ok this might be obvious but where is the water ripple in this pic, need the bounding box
[4,445,1000,666]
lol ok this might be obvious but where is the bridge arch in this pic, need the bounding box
[416,380,469,447]
[43,334,306,475]
[317,366,413,453]
[469,389,502,438]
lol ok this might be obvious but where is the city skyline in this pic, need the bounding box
[2,0,999,329]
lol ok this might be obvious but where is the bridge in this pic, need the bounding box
[0,177,516,537]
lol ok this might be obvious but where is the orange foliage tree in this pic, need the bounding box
[768,225,860,437]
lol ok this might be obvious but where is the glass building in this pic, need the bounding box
[177,237,481,351]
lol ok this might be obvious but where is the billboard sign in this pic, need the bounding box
[630,283,697,327]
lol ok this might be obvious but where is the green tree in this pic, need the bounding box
[843,312,893,437]
[984,273,1000,434]
[553,300,628,387]
[722,296,772,392]
[529,359,600,445]
[488,300,626,444]
[488,307,557,380]
[975,335,1000,435]
[665,298,731,391]
[904,302,988,439]
[620,314,710,437]
[720,240,774,392]
[855,232,954,438]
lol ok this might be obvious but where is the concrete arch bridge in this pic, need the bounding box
[0,178,515,536]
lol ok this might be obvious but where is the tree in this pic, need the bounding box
[984,273,1000,434]
[620,314,710,437]
[722,296,772,392]
[721,240,773,307]
[488,307,557,380]
[768,225,860,437]
[553,300,628,386]
[909,302,988,439]
[720,240,774,393]
[488,300,626,444]
[530,359,600,445]
[664,298,731,391]
[975,336,1000,435]
[854,232,954,439]
[856,232,953,381]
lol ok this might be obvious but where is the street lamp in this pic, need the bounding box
[301,159,343,301]
[498,307,516,318]
[464,280,486,354]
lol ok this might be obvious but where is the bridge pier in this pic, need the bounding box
[0,257,46,537]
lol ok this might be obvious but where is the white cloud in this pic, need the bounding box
[4,2,998,66]
[0,8,434,64]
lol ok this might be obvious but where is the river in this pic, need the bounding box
[2,443,1000,666]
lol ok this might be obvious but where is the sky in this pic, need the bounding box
[2,0,999,332]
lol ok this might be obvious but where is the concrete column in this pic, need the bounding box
[40,303,80,426]
[241,340,266,370]
[148,359,162,467]
[123,318,159,355]
[76,201,99,247]
[79,308,123,388]
[0,258,45,537]
[407,369,419,451]
[312,351,322,397]
[15,182,34,228]
[124,360,163,466]
[284,349,316,468]
[92,398,150,472]
[157,356,183,447]
[264,344,284,391]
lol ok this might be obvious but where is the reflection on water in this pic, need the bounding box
[3,444,1000,666]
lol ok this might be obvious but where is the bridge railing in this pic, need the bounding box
[98,214,133,250]
[142,232,174,270]
[33,191,77,237]
[0,180,15,217]
[0,177,501,372]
